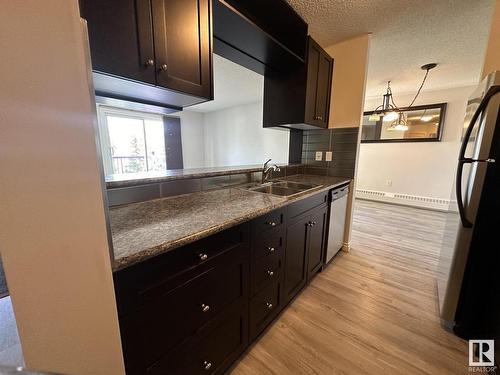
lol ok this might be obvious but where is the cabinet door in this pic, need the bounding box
[152,0,213,99]
[315,51,333,128]
[304,39,333,128]
[80,0,156,84]
[304,43,320,125]
[283,215,309,304]
[307,205,327,279]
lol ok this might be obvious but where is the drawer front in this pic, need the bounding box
[287,191,328,219]
[121,245,248,369]
[252,233,284,261]
[147,301,248,375]
[249,280,281,340]
[251,208,285,239]
[250,250,281,296]
[114,223,249,313]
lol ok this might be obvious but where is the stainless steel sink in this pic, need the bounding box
[243,181,320,197]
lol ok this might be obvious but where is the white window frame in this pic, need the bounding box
[96,105,165,176]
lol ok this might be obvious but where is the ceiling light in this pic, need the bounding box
[371,63,438,120]
[388,112,408,131]
[383,111,398,122]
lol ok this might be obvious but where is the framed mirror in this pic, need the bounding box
[361,103,446,143]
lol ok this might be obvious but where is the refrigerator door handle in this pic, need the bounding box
[456,158,474,228]
[455,86,500,228]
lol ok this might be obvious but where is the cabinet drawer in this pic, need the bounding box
[249,280,281,339]
[287,191,328,219]
[252,233,284,261]
[251,208,285,239]
[147,302,248,375]
[120,245,248,369]
[250,250,281,296]
[114,223,249,313]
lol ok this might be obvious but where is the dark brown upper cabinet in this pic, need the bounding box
[263,36,334,130]
[80,0,213,110]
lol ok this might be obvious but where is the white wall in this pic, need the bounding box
[178,110,206,168]
[357,85,474,200]
[0,1,124,374]
[181,102,289,168]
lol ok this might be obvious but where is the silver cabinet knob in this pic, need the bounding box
[267,270,274,277]
[198,253,208,261]
[267,221,276,227]
[159,63,168,71]
[201,304,210,313]
[267,246,275,253]
[203,361,212,370]
[145,58,154,67]
[266,302,273,310]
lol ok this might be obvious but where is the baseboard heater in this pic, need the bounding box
[355,188,456,212]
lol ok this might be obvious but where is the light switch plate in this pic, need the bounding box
[325,151,333,162]
[315,151,323,161]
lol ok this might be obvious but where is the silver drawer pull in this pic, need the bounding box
[267,270,274,277]
[201,304,210,313]
[198,253,208,261]
[267,246,275,252]
[203,361,212,370]
[266,302,273,310]
[266,221,276,227]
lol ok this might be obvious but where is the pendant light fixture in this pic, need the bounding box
[370,63,437,127]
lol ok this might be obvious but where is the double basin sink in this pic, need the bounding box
[242,180,321,197]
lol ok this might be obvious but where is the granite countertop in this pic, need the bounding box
[105,163,302,189]
[110,175,351,271]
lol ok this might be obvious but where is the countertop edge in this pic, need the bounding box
[112,177,351,272]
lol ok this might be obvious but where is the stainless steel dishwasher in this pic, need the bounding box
[325,185,349,265]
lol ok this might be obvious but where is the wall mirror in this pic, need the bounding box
[97,54,290,179]
[361,103,446,143]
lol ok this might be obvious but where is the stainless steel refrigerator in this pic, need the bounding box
[438,71,500,340]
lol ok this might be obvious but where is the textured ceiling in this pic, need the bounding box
[188,54,263,113]
[286,0,495,98]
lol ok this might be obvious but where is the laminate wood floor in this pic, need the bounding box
[231,199,469,375]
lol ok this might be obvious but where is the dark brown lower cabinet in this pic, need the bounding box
[307,205,328,279]
[283,215,309,303]
[147,301,248,375]
[114,192,331,374]
[284,203,328,305]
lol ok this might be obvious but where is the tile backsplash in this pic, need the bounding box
[301,127,359,178]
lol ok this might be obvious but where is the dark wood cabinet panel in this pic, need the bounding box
[304,43,320,125]
[80,0,213,108]
[283,216,308,303]
[152,0,212,98]
[147,301,248,375]
[263,36,334,130]
[115,191,332,375]
[249,280,281,340]
[307,205,328,279]
[80,0,156,84]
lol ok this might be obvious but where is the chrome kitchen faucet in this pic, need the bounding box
[261,159,281,184]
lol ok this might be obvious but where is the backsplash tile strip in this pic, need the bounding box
[302,127,359,179]
[107,165,306,206]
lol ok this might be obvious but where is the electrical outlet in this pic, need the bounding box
[315,151,323,161]
[325,151,333,162]
[386,179,392,187]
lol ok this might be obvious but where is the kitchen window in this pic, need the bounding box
[97,106,167,176]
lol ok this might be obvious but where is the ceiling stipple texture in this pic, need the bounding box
[286,0,495,98]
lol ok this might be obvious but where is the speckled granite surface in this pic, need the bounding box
[110,175,350,271]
